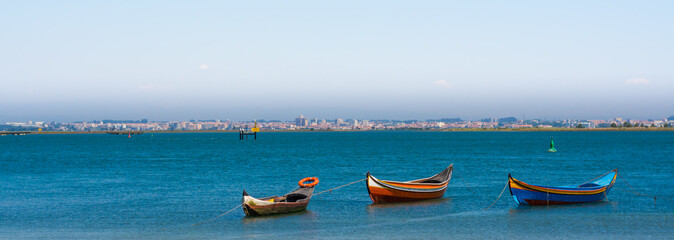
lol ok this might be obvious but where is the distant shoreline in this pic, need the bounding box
[9,127,674,135]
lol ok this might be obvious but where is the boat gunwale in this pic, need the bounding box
[242,187,315,205]
[368,164,454,187]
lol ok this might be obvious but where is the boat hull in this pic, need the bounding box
[508,171,616,205]
[509,187,608,205]
[366,172,449,203]
[242,201,309,216]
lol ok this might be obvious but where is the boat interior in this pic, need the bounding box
[410,165,454,184]
[578,183,601,188]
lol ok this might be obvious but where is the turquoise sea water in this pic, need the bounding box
[1,131,672,239]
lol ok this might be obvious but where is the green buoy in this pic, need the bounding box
[547,137,557,152]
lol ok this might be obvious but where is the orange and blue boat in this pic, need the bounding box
[366,164,453,203]
[508,169,617,205]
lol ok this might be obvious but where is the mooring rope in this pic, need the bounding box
[617,172,674,203]
[314,178,366,196]
[192,203,243,226]
[455,174,477,195]
[482,180,509,210]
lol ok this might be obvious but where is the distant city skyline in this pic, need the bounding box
[4,115,673,133]
[2,1,672,122]
[4,114,674,125]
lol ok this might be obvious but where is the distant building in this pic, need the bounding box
[295,115,308,127]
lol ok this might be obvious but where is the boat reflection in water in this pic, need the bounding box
[366,198,451,216]
[241,210,316,224]
[507,201,614,216]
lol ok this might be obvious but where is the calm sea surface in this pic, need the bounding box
[1,131,672,239]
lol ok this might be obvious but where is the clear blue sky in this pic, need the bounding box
[1,1,672,122]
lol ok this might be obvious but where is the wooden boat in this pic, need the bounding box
[241,177,317,216]
[508,169,617,205]
[366,164,453,203]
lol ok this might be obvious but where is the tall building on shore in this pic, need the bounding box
[295,115,308,127]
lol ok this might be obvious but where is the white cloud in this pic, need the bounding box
[434,80,453,88]
[625,78,650,85]
[199,64,209,70]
